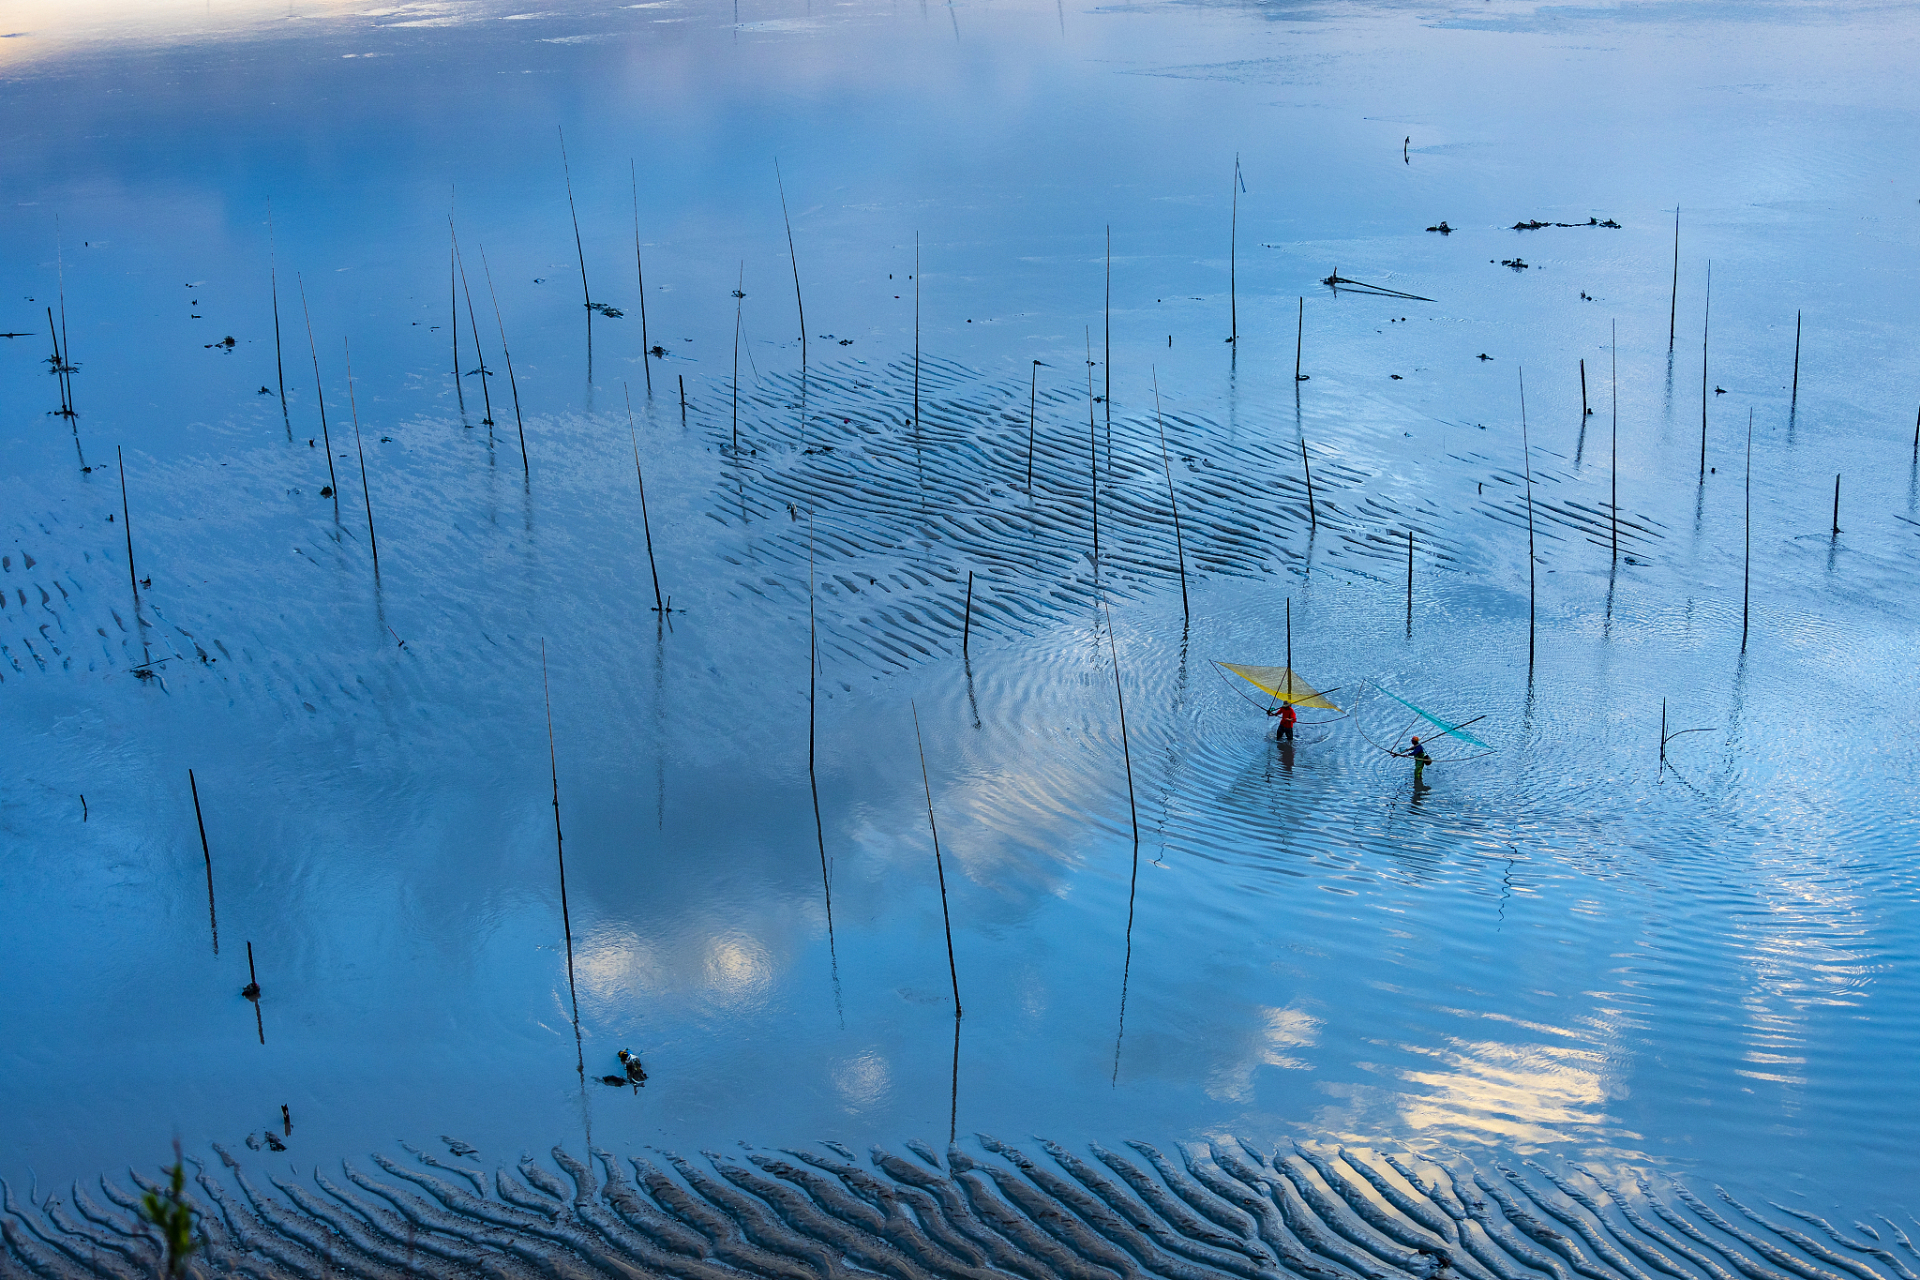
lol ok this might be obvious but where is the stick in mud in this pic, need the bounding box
[1102,600,1140,855]
[268,200,289,435]
[1611,319,1619,561]
[296,275,340,506]
[1104,225,1111,434]
[731,262,743,453]
[962,570,974,657]
[1831,473,1841,537]
[46,307,70,418]
[541,640,585,1061]
[557,127,593,381]
[1300,434,1318,531]
[1742,409,1753,650]
[1700,260,1711,480]
[55,226,75,417]
[1580,358,1589,423]
[480,245,529,476]
[1152,369,1190,624]
[449,229,464,414]
[807,514,836,959]
[245,940,264,1044]
[1791,309,1802,412]
[679,375,687,426]
[1405,530,1414,635]
[1026,359,1039,492]
[625,385,664,613]
[1669,205,1680,352]
[631,160,653,398]
[116,445,138,604]
[188,768,218,954]
[451,224,494,427]
[1519,368,1537,668]
[913,234,921,435]
[910,701,962,1019]
[343,338,380,577]
[776,158,806,375]
[1294,296,1304,381]
[1086,327,1099,560]
[1228,155,1239,345]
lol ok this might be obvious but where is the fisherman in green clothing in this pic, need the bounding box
[1408,735,1432,786]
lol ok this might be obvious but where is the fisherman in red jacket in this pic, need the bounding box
[1268,701,1298,741]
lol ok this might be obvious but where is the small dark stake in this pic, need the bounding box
[910,702,962,1019]
[1300,435,1318,531]
[558,127,593,381]
[1026,360,1039,492]
[1580,359,1589,422]
[1152,371,1190,624]
[480,246,528,476]
[1742,410,1753,651]
[1086,328,1099,561]
[1791,310,1802,412]
[1103,601,1140,856]
[1228,155,1239,345]
[1700,261,1711,480]
[245,940,264,1044]
[1405,530,1414,635]
[1913,402,1918,461]
[117,446,138,604]
[542,641,585,1070]
[297,276,340,506]
[962,570,974,657]
[1660,698,1666,765]
[630,161,653,397]
[344,339,380,577]
[1294,297,1305,381]
[777,159,806,374]
[679,375,687,425]
[1668,206,1680,352]
[451,226,494,427]
[188,768,218,954]
[80,795,87,822]
[625,386,664,613]
[913,235,921,435]
[1104,225,1112,435]
[449,234,464,414]
[731,262,743,453]
[268,200,289,434]
[1611,320,1619,560]
[1519,368,1538,668]
[1832,474,1841,537]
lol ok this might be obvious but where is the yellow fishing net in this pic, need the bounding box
[1217,663,1341,710]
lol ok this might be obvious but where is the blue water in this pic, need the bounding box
[2,0,1917,1222]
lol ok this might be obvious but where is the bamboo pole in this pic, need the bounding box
[480,246,528,476]
[1611,320,1619,561]
[558,127,593,381]
[1668,206,1680,352]
[630,161,652,397]
[1742,410,1753,650]
[1152,370,1190,623]
[1791,310,1801,412]
[1026,360,1038,492]
[268,200,289,435]
[1228,156,1239,345]
[1102,600,1139,853]
[344,339,379,576]
[910,701,962,1018]
[1519,369,1537,668]
[188,768,218,954]
[962,571,974,657]
[297,275,340,505]
[776,158,806,374]
[117,446,138,604]
[1700,261,1711,480]
[625,386,663,613]
[541,641,584,1052]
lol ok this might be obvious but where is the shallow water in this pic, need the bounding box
[3,0,1918,1238]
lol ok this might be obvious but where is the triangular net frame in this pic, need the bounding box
[1216,663,1341,711]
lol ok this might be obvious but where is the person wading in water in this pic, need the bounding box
[1409,735,1432,786]
[1268,701,1298,741]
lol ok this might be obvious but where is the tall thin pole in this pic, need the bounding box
[1742,410,1753,651]
[297,275,340,505]
[452,224,494,427]
[913,234,920,434]
[558,127,593,381]
[911,702,962,1019]
[1668,206,1680,352]
[1026,360,1038,491]
[1405,531,1413,635]
[1791,311,1802,412]
[626,387,663,614]
[1104,225,1111,434]
[1700,261,1711,480]
[542,641,582,1040]
[480,246,528,476]
[1152,370,1189,624]
[1228,156,1239,345]
[1102,601,1139,854]
[1610,319,1619,561]
[809,515,834,953]
[962,571,974,658]
[731,262,743,453]
[1519,368,1537,668]
[450,231,464,413]
[1087,328,1099,561]
[117,446,138,604]
[1299,435,1317,531]
[344,338,379,577]
[776,158,806,374]
[630,163,652,397]
[188,768,218,954]
[1831,474,1841,537]
[1294,297,1304,381]
[1285,598,1293,701]
[267,200,289,434]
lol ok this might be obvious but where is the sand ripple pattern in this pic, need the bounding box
[5,1137,1909,1280]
